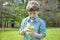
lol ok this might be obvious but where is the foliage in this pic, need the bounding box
[3,2,28,23]
[2,0,60,27]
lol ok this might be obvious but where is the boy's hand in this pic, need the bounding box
[23,27,29,32]
[20,27,29,35]
[22,26,34,33]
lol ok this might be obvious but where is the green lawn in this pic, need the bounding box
[0,28,60,40]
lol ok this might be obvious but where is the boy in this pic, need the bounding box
[19,1,46,40]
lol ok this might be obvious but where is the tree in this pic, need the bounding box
[0,0,3,28]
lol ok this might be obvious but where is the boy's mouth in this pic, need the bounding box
[30,16,35,19]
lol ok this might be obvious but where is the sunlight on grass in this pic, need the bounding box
[0,28,60,40]
[0,30,23,40]
[42,28,60,40]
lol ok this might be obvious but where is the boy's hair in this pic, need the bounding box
[26,1,40,12]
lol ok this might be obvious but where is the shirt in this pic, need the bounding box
[20,16,46,40]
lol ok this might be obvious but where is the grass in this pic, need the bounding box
[0,28,60,40]
[42,28,60,40]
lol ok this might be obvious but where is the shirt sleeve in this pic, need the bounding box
[19,19,25,32]
[39,20,46,37]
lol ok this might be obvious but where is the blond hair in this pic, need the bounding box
[26,1,40,12]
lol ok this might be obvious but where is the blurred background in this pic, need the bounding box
[0,0,60,28]
[0,0,60,40]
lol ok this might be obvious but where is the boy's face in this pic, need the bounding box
[28,11,39,19]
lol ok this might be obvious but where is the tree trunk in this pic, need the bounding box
[0,11,2,28]
[0,0,3,28]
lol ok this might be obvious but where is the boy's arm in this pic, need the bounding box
[29,32,44,38]
[19,19,26,35]
[19,19,29,35]
[29,20,46,39]
[20,28,26,35]
[20,27,29,35]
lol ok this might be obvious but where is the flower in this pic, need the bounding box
[28,26,34,31]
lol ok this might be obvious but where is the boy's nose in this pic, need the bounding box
[30,14,34,17]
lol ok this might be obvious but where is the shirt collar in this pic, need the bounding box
[34,16,40,23]
[27,16,40,23]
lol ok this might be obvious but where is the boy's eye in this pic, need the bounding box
[29,13,36,15]
[29,13,32,15]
